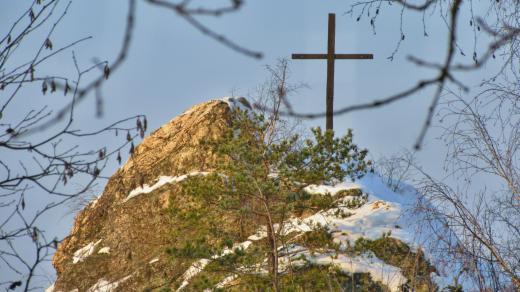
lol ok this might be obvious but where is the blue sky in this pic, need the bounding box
[0,0,500,287]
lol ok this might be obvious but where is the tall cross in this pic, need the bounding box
[292,13,373,131]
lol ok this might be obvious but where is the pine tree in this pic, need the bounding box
[169,107,372,291]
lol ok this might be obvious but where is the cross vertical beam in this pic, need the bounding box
[292,13,373,131]
[326,13,335,130]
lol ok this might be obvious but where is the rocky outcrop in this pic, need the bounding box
[51,97,440,292]
[52,99,240,291]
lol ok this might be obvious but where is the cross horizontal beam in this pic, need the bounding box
[291,13,374,130]
[292,53,373,60]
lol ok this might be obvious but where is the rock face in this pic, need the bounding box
[52,99,237,291]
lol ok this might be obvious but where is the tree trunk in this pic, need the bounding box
[262,198,279,292]
[266,221,279,291]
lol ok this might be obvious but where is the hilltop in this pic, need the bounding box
[48,98,448,291]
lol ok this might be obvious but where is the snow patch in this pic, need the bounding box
[176,173,449,291]
[278,244,407,291]
[278,198,409,247]
[304,183,360,196]
[89,198,99,208]
[98,247,110,254]
[247,230,267,241]
[73,239,102,264]
[177,232,265,291]
[298,174,421,249]
[218,240,254,257]
[176,259,210,291]
[214,274,238,289]
[124,172,209,202]
[87,275,131,292]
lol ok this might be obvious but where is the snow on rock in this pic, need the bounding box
[177,173,438,291]
[277,197,410,248]
[124,172,209,202]
[73,239,102,264]
[303,183,360,196]
[247,230,267,241]
[350,173,417,206]
[214,274,238,289]
[177,233,266,291]
[218,240,254,257]
[300,173,427,249]
[269,206,388,245]
[89,198,99,208]
[87,275,131,292]
[176,259,210,292]
[279,244,407,291]
[97,247,110,254]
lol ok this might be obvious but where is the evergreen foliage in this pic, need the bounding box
[351,236,437,291]
[169,109,372,290]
